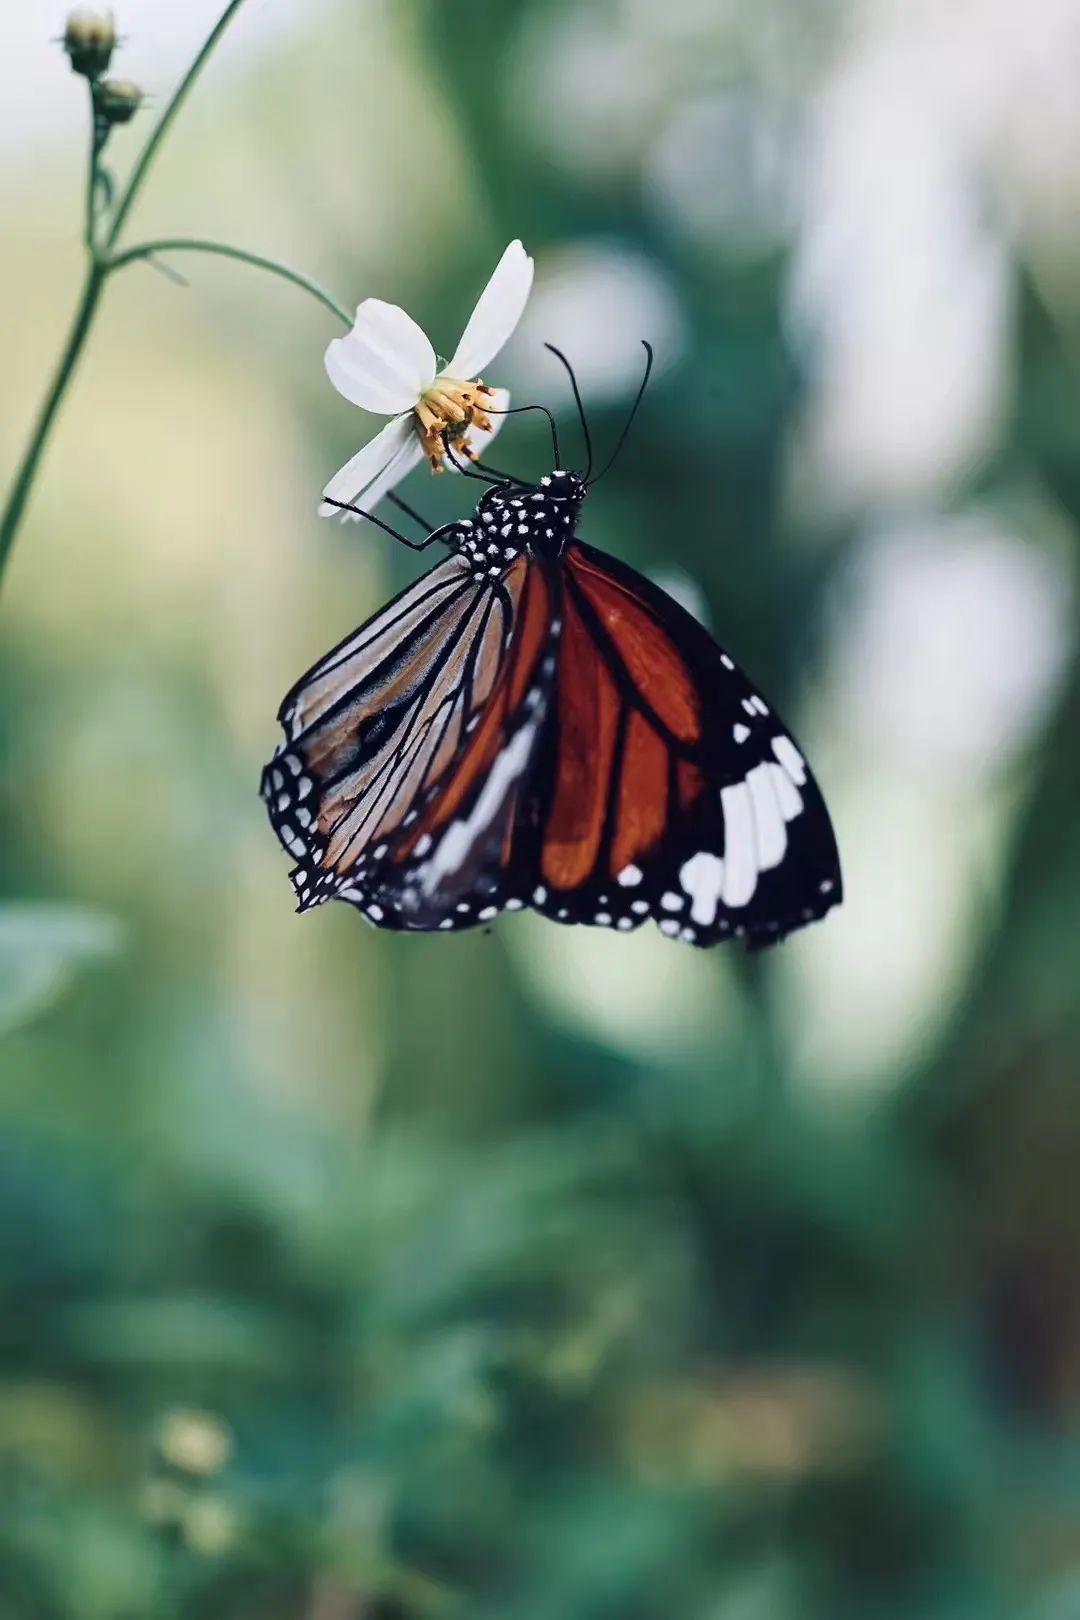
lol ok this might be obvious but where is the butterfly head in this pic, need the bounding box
[543,469,587,503]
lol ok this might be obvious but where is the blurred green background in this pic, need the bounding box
[4,1,1080,1616]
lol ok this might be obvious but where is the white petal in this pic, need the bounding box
[441,388,510,475]
[355,432,426,514]
[319,416,422,520]
[446,241,534,379]
[325,300,437,414]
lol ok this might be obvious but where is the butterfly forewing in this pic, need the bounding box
[347,559,562,930]
[261,552,526,910]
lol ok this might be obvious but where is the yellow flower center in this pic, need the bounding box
[414,376,495,470]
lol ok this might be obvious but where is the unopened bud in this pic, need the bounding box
[157,1409,232,1478]
[63,8,117,79]
[94,77,143,126]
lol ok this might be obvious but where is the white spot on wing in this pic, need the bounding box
[733,723,750,744]
[720,782,757,907]
[679,851,725,926]
[617,865,643,887]
[419,719,539,895]
[768,762,803,821]
[772,735,807,786]
[747,762,787,872]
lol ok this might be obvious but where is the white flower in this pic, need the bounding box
[319,239,534,519]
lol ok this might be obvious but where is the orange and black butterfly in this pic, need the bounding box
[261,348,841,948]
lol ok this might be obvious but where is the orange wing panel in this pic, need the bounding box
[677,760,706,814]
[541,592,621,890]
[569,549,701,744]
[610,709,669,877]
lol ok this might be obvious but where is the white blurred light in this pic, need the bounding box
[508,243,684,402]
[507,914,742,1063]
[644,93,797,258]
[0,0,333,155]
[779,769,1008,1103]
[513,11,654,181]
[648,566,712,629]
[787,7,1014,503]
[780,503,1075,1101]
[832,511,1074,773]
[619,0,735,44]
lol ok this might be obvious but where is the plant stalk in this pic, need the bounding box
[111,239,351,327]
[0,268,105,582]
[0,0,354,595]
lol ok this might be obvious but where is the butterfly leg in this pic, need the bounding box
[473,459,528,484]
[387,490,437,533]
[320,495,446,552]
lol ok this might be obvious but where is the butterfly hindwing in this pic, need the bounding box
[510,541,842,947]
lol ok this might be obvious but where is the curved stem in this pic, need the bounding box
[0,267,106,581]
[105,0,248,251]
[110,238,351,326]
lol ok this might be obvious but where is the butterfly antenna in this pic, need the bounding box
[482,401,561,468]
[544,343,593,479]
[588,341,655,486]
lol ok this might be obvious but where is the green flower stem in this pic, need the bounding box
[0,265,106,581]
[0,0,354,593]
[84,88,100,252]
[104,0,248,252]
[110,239,352,327]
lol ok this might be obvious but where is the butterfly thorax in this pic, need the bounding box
[454,470,585,579]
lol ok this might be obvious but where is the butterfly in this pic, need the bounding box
[261,347,842,948]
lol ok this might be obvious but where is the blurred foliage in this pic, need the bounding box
[0,905,124,1036]
[3,1,1080,1618]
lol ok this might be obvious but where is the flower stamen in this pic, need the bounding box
[415,377,495,469]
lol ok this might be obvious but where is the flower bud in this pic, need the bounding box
[94,76,143,126]
[157,1409,232,1478]
[63,8,117,79]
